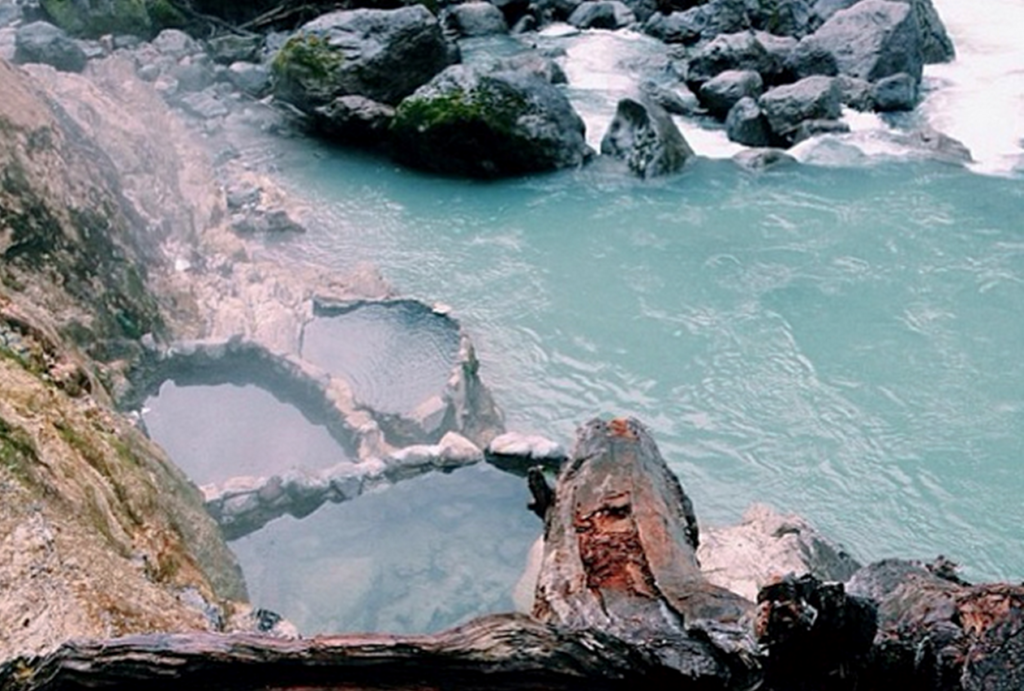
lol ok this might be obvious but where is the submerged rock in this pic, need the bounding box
[272,7,455,110]
[600,96,694,178]
[389,64,591,178]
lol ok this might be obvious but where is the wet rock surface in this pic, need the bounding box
[600,96,693,177]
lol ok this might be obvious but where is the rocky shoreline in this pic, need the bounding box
[1,0,1021,688]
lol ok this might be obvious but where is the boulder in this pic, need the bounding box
[206,34,264,65]
[725,96,773,147]
[743,0,815,37]
[758,75,841,143]
[904,0,954,63]
[13,21,87,73]
[389,65,591,178]
[226,61,271,97]
[272,6,455,110]
[698,503,861,601]
[600,96,694,178]
[532,0,584,22]
[871,71,917,111]
[151,28,201,59]
[795,0,924,82]
[38,0,186,38]
[567,1,636,29]
[640,80,703,115]
[313,95,395,146]
[618,0,659,23]
[686,31,774,85]
[443,2,509,37]
[732,147,798,170]
[642,0,747,45]
[836,74,874,110]
[699,69,763,117]
[790,117,849,143]
[753,30,799,83]
[785,35,839,79]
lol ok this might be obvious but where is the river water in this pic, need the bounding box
[147,0,1024,633]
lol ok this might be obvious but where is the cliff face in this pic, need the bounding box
[0,57,247,660]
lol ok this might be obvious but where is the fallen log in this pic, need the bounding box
[3,417,1023,690]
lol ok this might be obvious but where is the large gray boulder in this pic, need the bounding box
[272,7,454,110]
[792,0,924,83]
[13,21,87,73]
[685,31,774,85]
[389,65,591,178]
[725,96,773,146]
[442,2,509,37]
[699,69,763,117]
[642,0,747,45]
[871,71,917,111]
[600,97,694,178]
[758,75,841,143]
[567,1,636,29]
[904,0,954,63]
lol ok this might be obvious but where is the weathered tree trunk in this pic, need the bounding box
[4,417,1023,691]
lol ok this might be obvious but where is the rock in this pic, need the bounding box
[151,28,200,59]
[808,0,858,28]
[171,57,213,93]
[732,147,798,169]
[567,1,636,29]
[896,126,973,164]
[38,0,185,38]
[686,31,774,85]
[904,0,954,63]
[272,6,454,110]
[698,504,861,601]
[871,71,917,111]
[758,75,841,144]
[753,30,799,82]
[836,74,874,110]
[785,35,839,79]
[795,0,924,82]
[485,432,567,474]
[13,21,87,73]
[389,64,591,178]
[619,0,658,23]
[0,2,22,27]
[226,61,271,97]
[312,95,395,145]
[601,96,693,178]
[640,80,703,115]
[206,34,264,65]
[745,0,815,37]
[725,96,773,147]
[443,2,509,37]
[790,117,849,143]
[699,69,763,118]
[642,0,747,45]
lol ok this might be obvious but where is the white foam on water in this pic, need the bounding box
[921,0,1024,175]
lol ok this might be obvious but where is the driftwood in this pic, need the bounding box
[3,417,1023,690]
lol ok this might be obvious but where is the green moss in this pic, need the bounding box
[147,0,188,30]
[392,83,527,136]
[272,32,345,84]
[41,0,154,38]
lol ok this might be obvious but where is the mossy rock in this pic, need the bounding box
[271,32,347,108]
[389,65,591,178]
[40,0,187,38]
